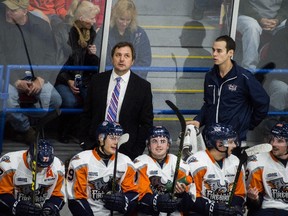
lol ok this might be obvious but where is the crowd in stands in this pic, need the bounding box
[0,0,287,145]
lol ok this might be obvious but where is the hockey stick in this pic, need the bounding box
[31,108,61,204]
[111,133,129,216]
[165,100,186,197]
[111,133,130,192]
[228,143,272,206]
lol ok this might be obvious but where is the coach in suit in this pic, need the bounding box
[79,41,154,160]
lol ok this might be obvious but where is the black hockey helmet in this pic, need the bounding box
[271,122,288,140]
[29,139,54,168]
[146,126,172,145]
[203,123,238,148]
[96,121,124,140]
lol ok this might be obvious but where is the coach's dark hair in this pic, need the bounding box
[215,35,236,52]
[111,41,136,60]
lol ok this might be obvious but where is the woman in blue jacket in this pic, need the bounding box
[95,0,152,79]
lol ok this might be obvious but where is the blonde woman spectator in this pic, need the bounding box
[54,0,100,143]
[96,0,152,79]
[65,0,106,31]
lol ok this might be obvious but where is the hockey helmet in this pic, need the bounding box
[271,122,288,140]
[96,121,124,140]
[29,139,54,168]
[146,126,172,145]
[203,123,238,148]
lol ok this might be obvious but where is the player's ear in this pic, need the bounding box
[98,134,105,142]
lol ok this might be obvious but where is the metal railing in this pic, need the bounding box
[1,64,287,153]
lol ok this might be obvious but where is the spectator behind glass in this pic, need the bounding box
[192,0,222,20]
[53,0,100,65]
[95,0,152,79]
[0,0,61,145]
[54,0,100,143]
[236,0,288,70]
[258,21,288,114]
[28,0,67,29]
[65,0,105,31]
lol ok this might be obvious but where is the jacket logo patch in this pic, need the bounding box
[228,84,237,91]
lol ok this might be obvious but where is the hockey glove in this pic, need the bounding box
[102,192,129,213]
[207,202,243,216]
[12,200,42,216]
[41,202,60,216]
[153,193,181,213]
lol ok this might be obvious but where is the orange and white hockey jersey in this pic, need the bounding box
[246,152,288,210]
[0,150,66,206]
[187,150,246,203]
[135,153,194,216]
[66,149,138,215]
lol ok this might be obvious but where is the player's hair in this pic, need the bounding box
[215,35,236,52]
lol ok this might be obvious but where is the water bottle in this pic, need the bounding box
[74,74,82,88]
[24,70,33,83]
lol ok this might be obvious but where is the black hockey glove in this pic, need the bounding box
[12,200,42,216]
[41,202,60,216]
[207,202,243,216]
[102,192,129,213]
[153,193,181,213]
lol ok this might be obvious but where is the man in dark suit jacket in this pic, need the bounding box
[79,41,154,160]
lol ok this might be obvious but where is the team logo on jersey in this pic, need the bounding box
[204,179,231,202]
[16,184,52,204]
[267,177,288,203]
[187,156,198,163]
[89,176,116,200]
[149,176,168,194]
[228,84,237,91]
[0,156,11,163]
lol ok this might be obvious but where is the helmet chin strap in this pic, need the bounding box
[215,144,229,158]
[98,138,112,158]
